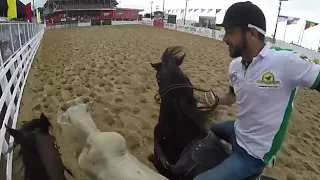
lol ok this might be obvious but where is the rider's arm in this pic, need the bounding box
[218,86,236,106]
[219,60,236,106]
[285,52,320,91]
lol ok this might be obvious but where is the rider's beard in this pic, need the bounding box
[230,34,248,58]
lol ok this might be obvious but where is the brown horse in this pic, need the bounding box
[5,113,73,180]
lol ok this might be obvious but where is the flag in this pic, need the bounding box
[25,2,32,22]
[188,9,193,13]
[194,9,199,12]
[181,9,184,13]
[36,9,41,23]
[7,0,17,20]
[286,17,299,25]
[207,9,213,14]
[305,20,318,30]
[168,10,171,13]
[200,9,205,13]
[216,9,222,14]
[277,15,288,22]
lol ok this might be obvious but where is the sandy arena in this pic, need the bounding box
[13,25,320,180]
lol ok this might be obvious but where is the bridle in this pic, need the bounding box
[154,84,220,111]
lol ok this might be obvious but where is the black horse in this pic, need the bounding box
[5,113,73,180]
[150,46,276,180]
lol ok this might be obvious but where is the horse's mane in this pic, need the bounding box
[161,46,186,65]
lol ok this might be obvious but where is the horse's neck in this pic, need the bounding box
[159,98,207,134]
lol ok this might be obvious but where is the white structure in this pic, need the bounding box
[0,22,45,180]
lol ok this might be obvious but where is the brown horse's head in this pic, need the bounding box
[6,113,73,180]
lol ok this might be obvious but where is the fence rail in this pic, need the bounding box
[1,23,43,66]
[0,22,44,180]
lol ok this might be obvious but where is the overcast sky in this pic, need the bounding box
[22,0,320,49]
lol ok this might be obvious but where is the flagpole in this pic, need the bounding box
[300,28,305,45]
[297,23,304,44]
[273,0,289,43]
[283,21,288,41]
[162,0,165,22]
[183,0,188,25]
[299,21,306,45]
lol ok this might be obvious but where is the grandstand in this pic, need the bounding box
[43,0,143,24]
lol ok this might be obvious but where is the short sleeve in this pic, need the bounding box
[228,59,238,88]
[285,53,320,89]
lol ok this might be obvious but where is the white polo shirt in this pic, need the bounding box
[229,43,320,165]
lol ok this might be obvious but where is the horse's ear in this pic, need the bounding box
[5,125,22,142]
[176,53,185,66]
[150,62,161,71]
[57,113,70,125]
[86,102,93,112]
[40,113,48,121]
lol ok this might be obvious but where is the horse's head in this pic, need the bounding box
[5,113,73,180]
[20,113,51,134]
[57,97,99,141]
[151,46,208,134]
[150,46,195,104]
[151,46,187,91]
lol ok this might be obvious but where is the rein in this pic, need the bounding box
[154,84,219,111]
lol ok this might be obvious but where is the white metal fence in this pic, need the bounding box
[0,22,45,180]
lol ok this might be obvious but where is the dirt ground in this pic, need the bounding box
[13,25,320,180]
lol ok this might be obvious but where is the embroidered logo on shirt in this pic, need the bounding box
[230,72,239,86]
[256,72,280,87]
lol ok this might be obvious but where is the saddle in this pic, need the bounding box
[154,132,229,180]
[154,132,265,180]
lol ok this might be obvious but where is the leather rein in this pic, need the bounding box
[154,84,220,111]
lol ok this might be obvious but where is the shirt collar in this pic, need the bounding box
[241,43,272,67]
[258,42,272,58]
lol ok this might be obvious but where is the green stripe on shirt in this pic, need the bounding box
[263,88,297,165]
[311,71,320,89]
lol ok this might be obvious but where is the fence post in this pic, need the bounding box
[9,24,14,53]
[0,48,3,67]
[18,24,22,48]
[27,24,30,41]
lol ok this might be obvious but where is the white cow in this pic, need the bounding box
[57,98,168,180]
[57,98,99,145]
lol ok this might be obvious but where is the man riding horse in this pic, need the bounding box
[195,1,320,180]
